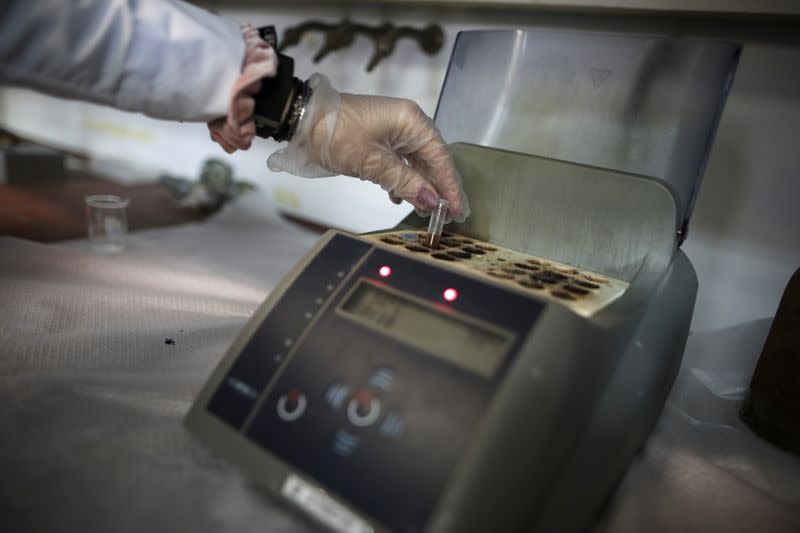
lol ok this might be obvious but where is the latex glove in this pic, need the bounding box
[268,74,470,222]
[208,23,277,153]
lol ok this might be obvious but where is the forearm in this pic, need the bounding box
[0,0,244,122]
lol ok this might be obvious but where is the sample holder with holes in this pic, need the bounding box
[186,31,741,533]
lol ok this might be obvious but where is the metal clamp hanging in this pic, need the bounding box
[278,19,444,72]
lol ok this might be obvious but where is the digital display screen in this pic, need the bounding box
[339,281,514,378]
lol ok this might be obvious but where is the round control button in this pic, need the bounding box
[277,388,307,422]
[347,392,382,427]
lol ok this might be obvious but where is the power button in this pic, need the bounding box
[277,388,307,422]
[347,390,382,427]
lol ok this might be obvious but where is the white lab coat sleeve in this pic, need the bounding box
[0,0,245,122]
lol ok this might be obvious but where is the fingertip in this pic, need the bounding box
[413,205,433,219]
[451,199,472,223]
[213,133,238,154]
[451,212,467,223]
[416,187,439,211]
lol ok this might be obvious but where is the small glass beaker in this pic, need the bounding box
[85,195,129,253]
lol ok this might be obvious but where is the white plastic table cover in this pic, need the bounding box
[1,193,798,532]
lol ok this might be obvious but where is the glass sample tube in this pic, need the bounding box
[85,194,129,253]
[424,198,449,248]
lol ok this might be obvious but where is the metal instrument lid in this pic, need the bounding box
[434,30,740,243]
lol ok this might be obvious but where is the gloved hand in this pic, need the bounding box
[208,23,277,153]
[268,74,470,222]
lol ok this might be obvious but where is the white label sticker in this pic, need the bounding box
[281,474,373,533]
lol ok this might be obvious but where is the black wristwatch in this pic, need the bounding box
[251,26,311,142]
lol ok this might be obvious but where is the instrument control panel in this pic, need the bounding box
[202,233,545,532]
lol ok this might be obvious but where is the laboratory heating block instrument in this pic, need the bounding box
[186,31,740,533]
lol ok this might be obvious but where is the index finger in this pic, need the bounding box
[412,133,470,223]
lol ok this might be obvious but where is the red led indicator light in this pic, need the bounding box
[443,288,458,302]
[378,265,392,278]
